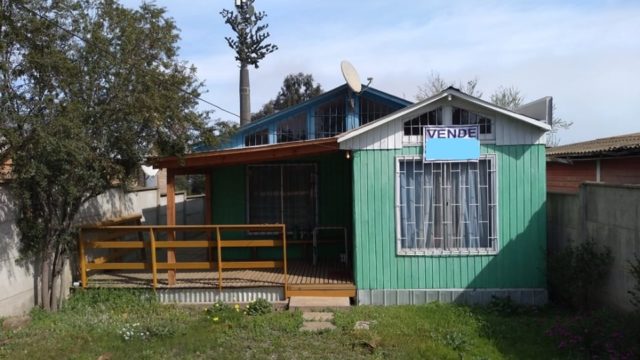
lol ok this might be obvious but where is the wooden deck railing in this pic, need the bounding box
[78,224,288,295]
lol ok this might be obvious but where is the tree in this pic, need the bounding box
[416,71,482,100]
[0,0,211,310]
[416,72,572,145]
[490,86,524,110]
[253,73,323,120]
[220,0,277,126]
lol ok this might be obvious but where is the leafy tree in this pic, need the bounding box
[416,71,572,145]
[0,0,211,310]
[220,0,277,126]
[253,72,323,120]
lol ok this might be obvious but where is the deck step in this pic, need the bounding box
[289,296,350,311]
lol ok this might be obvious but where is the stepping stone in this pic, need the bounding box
[300,321,336,332]
[302,312,334,322]
[354,320,376,330]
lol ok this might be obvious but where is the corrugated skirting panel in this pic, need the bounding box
[157,287,284,304]
[357,288,548,306]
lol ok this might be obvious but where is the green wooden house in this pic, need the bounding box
[154,84,551,305]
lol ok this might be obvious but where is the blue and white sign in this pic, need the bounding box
[423,125,480,162]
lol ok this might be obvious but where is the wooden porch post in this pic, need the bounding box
[204,171,213,261]
[166,168,177,285]
[204,171,212,224]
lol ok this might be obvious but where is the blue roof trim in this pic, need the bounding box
[235,84,412,137]
[234,85,350,137]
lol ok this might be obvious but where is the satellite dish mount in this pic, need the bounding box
[341,60,373,109]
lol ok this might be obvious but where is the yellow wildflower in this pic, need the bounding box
[213,317,219,322]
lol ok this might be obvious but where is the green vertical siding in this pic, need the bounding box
[352,145,547,290]
[210,153,352,260]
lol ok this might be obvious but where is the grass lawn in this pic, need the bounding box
[0,290,638,359]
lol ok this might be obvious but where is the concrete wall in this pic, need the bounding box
[0,184,204,317]
[548,183,640,311]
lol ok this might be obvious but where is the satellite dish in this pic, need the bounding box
[341,60,362,93]
[141,165,159,177]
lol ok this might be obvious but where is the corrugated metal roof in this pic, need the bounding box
[547,132,640,157]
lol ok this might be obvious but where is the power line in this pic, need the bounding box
[14,2,240,118]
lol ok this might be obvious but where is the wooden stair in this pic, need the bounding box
[287,283,356,298]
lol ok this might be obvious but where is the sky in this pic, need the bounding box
[122,0,640,145]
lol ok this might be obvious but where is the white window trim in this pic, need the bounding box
[394,154,499,256]
[402,105,496,145]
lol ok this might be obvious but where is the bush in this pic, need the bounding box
[548,240,613,310]
[245,299,272,316]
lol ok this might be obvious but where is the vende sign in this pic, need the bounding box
[423,125,480,162]
[424,126,479,140]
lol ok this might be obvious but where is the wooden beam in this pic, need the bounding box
[153,138,339,173]
[166,168,177,285]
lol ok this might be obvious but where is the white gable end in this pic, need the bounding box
[338,90,548,150]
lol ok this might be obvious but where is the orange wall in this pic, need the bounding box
[547,161,596,193]
[547,157,640,193]
[601,157,640,184]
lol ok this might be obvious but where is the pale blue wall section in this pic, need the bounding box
[424,138,481,161]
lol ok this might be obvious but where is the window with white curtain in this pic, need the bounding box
[396,156,497,255]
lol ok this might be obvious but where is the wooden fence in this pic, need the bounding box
[78,224,288,295]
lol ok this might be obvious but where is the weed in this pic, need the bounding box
[245,298,272,316]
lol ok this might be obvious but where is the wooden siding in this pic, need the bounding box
[600,157,640,184]
[340,99,546,150]
[547,161,596,194]
[210,153,352,260]
[547,157,640,194]
[352,144,547,290]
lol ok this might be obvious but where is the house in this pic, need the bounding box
[81,83,551,306]
[547,132,640,193]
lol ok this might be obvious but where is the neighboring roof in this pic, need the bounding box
[235,84,412,136]
[152,137,339,173]
[547,132,640,158]
[337,87,551,144]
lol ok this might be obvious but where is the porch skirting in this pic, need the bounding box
[357,288,548,306]
[157,287,284,304]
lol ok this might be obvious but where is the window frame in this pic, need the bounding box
[402,105,496,145]
[394,154,499,256]
[245,163,319,234]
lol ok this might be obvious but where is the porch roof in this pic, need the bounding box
[151,137,339,174]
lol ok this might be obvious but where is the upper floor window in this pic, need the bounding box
[314,98,345,138]
[360,97,398,126]
[277,113,307,143]
[244,128,269,147]
[452,107,492,134]
[403,107,443,136]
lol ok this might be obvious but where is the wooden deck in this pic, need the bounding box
[86,261,354,290]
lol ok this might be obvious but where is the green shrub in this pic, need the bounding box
[245,298,272,316]
[548,240,613,310]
